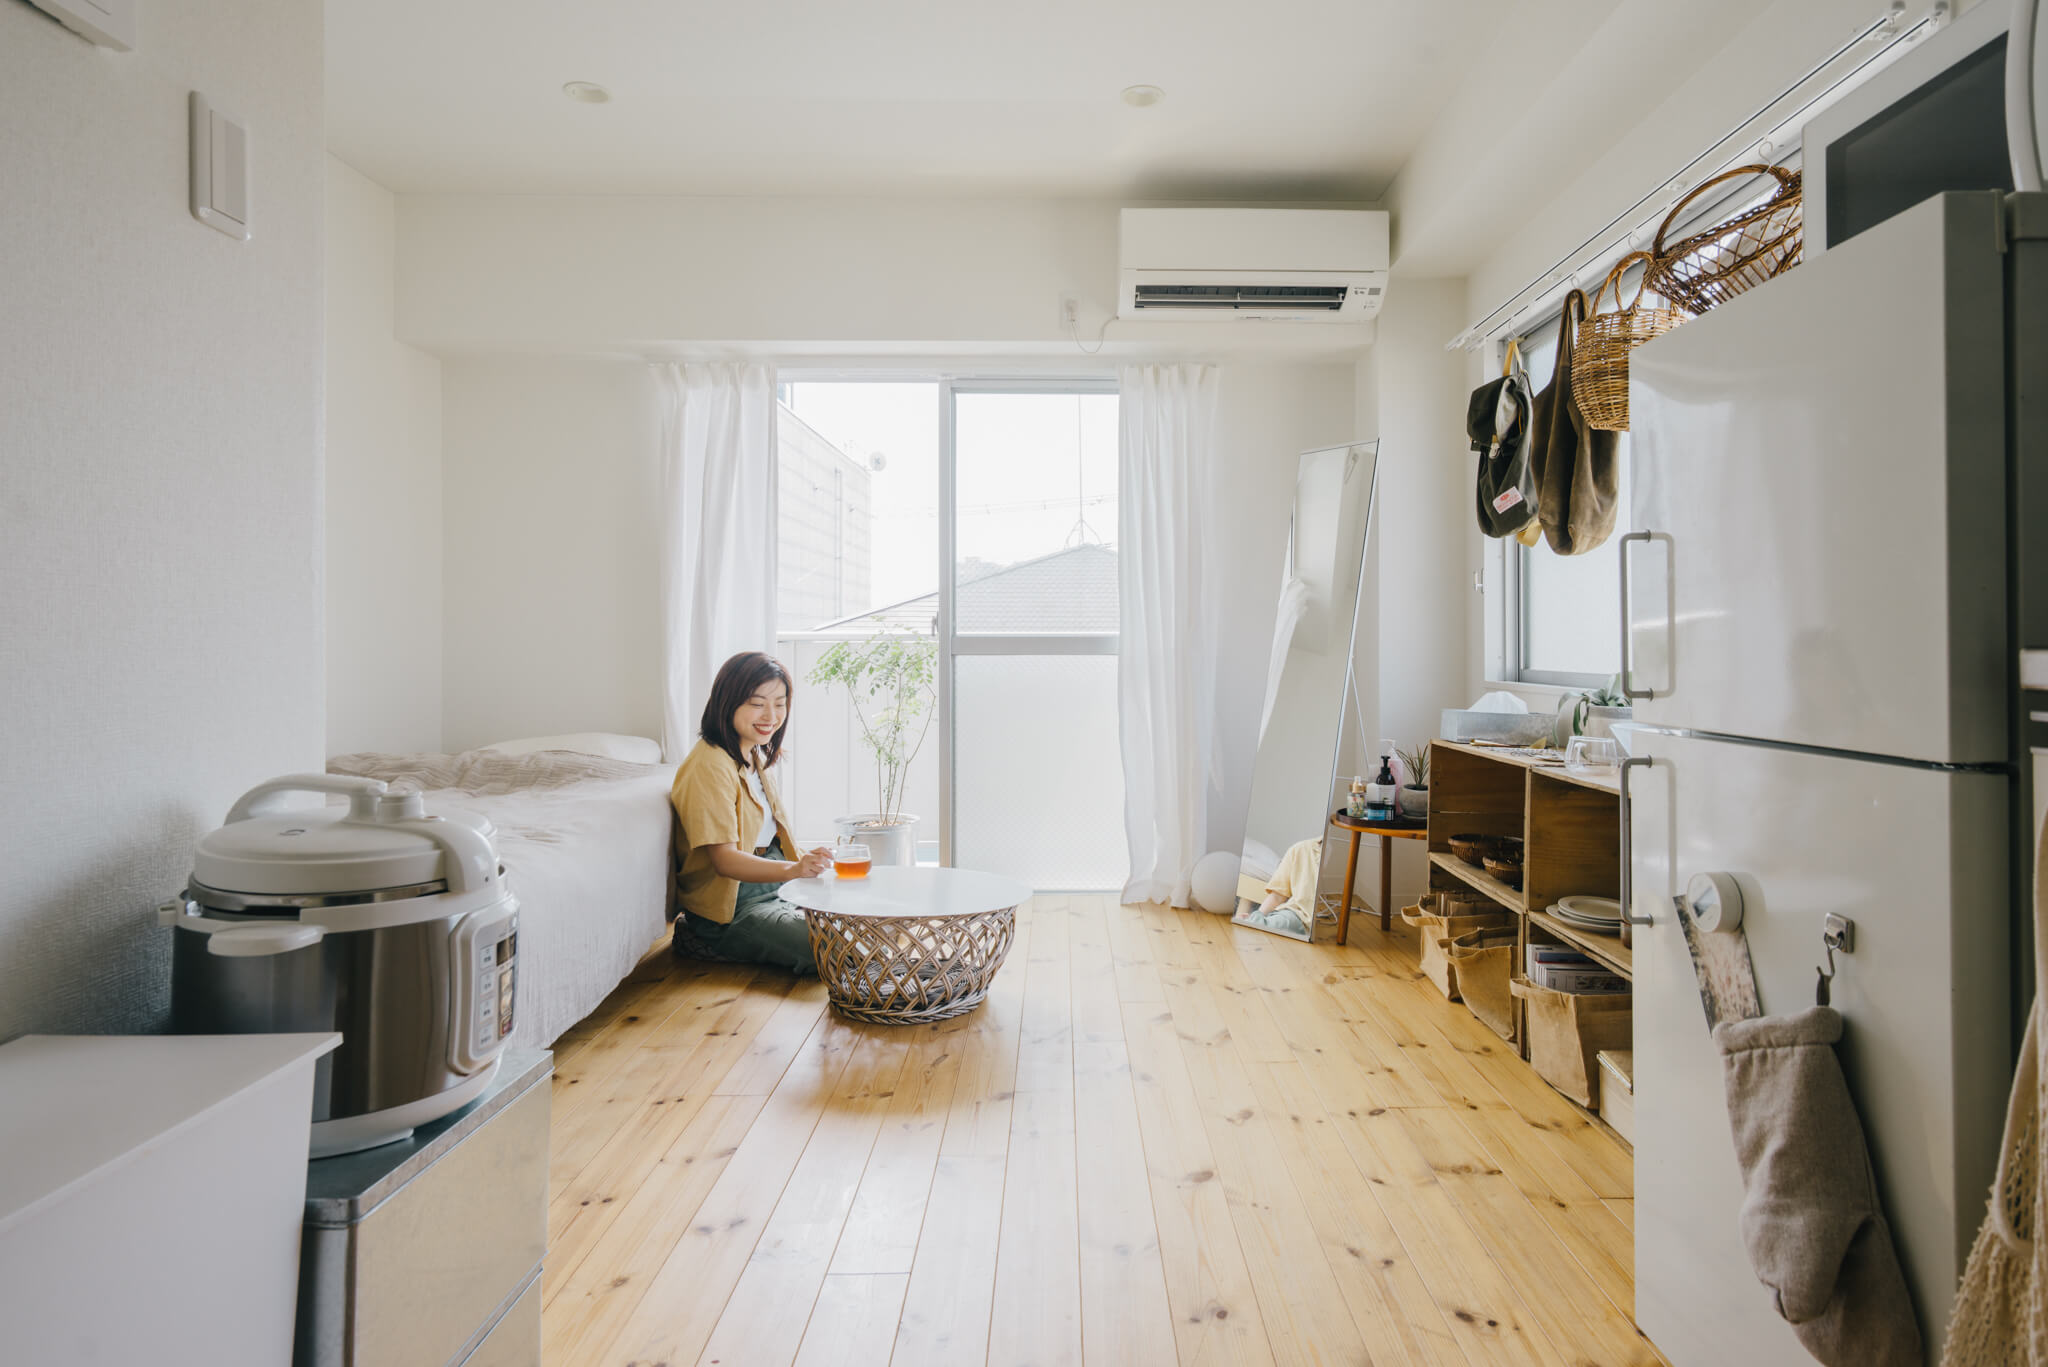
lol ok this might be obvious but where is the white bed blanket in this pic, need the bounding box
[329,749,676,1050]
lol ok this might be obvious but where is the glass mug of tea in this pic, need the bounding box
[831,839,872,880]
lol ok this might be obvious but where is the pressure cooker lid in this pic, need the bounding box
[193,789,497,897]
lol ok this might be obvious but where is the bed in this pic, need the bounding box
[328,745,677,1051]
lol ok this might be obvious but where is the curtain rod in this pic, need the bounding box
[1444,1,1941,353]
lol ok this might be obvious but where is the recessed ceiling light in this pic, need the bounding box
[1121,85,1164,108]
[562,81,611,104]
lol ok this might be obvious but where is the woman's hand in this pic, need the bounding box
[790,847,833,880]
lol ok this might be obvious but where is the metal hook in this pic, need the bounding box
[1815,915,1855,1007]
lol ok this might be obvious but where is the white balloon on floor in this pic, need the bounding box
[1189,850,1241,914]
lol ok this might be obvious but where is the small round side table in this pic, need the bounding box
[779,866,1032,1024]
[1328,812,1428,943]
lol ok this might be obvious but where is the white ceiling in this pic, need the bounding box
[326,0,1515,199]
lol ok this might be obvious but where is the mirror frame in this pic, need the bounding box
[1232,439,1381,943]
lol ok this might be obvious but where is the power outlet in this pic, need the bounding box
[1059,295,1079,331]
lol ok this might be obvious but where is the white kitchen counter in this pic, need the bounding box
[0,1032,339,1366]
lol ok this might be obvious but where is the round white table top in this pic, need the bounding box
[778,865,1032,919]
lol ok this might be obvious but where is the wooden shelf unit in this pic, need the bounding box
[1424,740,1630,1036]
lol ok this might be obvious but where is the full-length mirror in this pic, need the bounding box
[1234,440,1380,941]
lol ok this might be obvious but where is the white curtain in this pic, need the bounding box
[1118,363,1219,908]
[656,362,778,762]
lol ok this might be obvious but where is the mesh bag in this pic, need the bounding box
[1944,821,2048,1363]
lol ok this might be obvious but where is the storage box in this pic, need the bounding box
[1447,926,1521,1042]
[1597,1050,1635,1146]
[1510,976,1632,1108]
[1401,894,1511,1000]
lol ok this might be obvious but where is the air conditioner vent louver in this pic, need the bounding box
[1133,283,1350,311]
[1117,208,1390,324]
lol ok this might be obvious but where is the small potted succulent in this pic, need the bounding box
[1560,675,1633,740]
[1396,742,1431,819]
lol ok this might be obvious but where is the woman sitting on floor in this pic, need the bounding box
[670,650,835,974]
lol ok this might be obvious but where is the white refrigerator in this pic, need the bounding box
[1625,191,2043,1364]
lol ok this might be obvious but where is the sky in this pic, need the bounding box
[785,382,1119,617]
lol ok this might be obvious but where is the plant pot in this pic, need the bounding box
[833,813,921,867]
[1398,785,1429,819]
[1583,705,1632,740]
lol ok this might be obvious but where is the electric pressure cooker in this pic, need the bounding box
[160,774,520,1157]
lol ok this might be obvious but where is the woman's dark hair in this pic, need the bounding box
[700,651,793,770]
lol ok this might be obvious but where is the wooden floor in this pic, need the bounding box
[540,895,1667,1367]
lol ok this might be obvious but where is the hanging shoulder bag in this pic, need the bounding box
[1471,338,1540,541]
[1528,289,1621,556]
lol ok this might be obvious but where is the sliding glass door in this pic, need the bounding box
[941,381,1124,890]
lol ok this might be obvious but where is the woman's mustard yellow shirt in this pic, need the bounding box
[670,739,796,924]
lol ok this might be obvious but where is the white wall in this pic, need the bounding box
[394,194,1377,357]
[326,156,444,755]
[1356,280,1476,904]
[439,358,665,752]
[0,1,325,1040]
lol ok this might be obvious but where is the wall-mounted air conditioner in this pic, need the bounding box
[1117,208,1390,322]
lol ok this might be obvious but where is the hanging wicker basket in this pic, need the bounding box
[1571,251,1685,433]
[1646,163,1802,317]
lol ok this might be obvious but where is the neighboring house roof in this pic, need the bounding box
[812,541,1117,634]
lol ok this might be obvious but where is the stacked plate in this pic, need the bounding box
[1549,895,1623,935]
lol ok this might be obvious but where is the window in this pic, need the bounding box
[1495,323,1631,689]
[771,377,1123,889]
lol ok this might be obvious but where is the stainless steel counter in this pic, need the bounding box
[296,1049,551,1367]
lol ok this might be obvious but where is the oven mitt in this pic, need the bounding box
[1527,289,1620,555]
[1715,1006,1923,1366]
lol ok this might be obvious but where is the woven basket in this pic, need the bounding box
[1647,163,1802,317]
[1571,251,1685,433]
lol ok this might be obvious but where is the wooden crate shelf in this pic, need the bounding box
[1526,908,1632,977]
[1427,851,1525,913]
[1423,740,1632,1081]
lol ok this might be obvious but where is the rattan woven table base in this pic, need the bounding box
[805,904,1019,1024]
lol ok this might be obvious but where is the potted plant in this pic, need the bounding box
[1560,674,1634,741]
[1396,742,1431,819]
[806,630,937,867]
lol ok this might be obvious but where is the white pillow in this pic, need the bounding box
[479,732,664,764]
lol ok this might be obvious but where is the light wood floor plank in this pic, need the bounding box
[713,975,832,1094]
[1074,1039,1178,1367]
[545,976,797,1279]
[547,964,762,1197]
[595,1010,864,1367]
[1335,1105,1569,1367]
[832,1036,960,1275]
[1230,918,1441,1111]
[1147,923,1376,1367]
[890,1153,1007,1367]
[1104,897,1167,1004]
[1121,999,1279,1367]
[540,1090,768,1357]
[940,908,1031,1158]
[1400,1108,1661,1366]
[1253,1061,1466,1367]
[988,1085,1083,1367]
[795,1274,911,1367]
[1014,895,1075,1096]
[1069,895,1129,1045]
[544,891,1668,1367]
[695,1030,913,1367]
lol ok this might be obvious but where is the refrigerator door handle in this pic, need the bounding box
[1619,755,1656,925]
[1619,530,1656,701]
